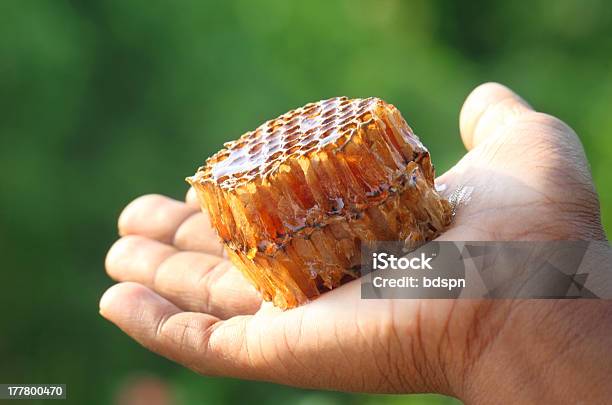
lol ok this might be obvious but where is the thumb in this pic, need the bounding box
[459,82,533,151]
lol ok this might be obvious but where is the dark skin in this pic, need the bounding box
[101,83,612,403]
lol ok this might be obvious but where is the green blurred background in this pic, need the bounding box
[1,1,611,404]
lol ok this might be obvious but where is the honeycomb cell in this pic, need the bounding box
[187,97,452,309]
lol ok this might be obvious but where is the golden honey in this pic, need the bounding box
[187,97,451,308]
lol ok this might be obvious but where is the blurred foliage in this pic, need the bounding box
[0,0,611,404]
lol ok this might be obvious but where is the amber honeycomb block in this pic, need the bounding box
[187,97,451,308]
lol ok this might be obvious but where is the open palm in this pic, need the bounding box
[101,83,608,401]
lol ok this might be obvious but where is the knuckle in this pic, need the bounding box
[528,112,570,132]
[515,112,578,150]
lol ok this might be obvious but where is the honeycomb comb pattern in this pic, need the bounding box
[187,97,452,308]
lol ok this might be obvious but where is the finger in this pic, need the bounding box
[119,194,223,255]
[185,187,200,208]
[174,212,225,256]
[100,282,263,379]
[119,194,197,243]
[98,282,303,384]
[459,82,533,151]
[106,235,176,285]
[100,281,434,392]
[105,235,261,318]
[99,282,222,371]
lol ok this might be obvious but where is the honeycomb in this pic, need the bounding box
[187,97,452,308]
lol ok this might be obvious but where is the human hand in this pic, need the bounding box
[101,83,612,403]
